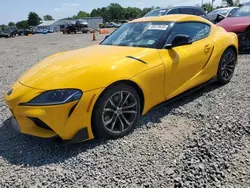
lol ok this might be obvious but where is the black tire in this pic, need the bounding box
[92,84,141,139]
[217,48,237,85]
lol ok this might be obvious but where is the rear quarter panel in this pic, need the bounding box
[203,25,238,77]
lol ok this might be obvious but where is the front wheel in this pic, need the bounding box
[217,48,237,85]
[92,84,141,139]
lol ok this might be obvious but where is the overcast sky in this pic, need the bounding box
[1,0,249,24]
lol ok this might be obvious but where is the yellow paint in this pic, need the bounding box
[5,15,238,141]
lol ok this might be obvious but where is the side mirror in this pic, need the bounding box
[165,35,192,49]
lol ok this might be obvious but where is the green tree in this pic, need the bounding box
[16,20,29,29]
[233,0,240,6]
[8,22,15,26]
[202,3,214,13]
[0,24,8,31]
[222,0,240,6]
[90,3,155,22]
[43,15,54,21]
[91,7,111,21]
[90,9,98,17]
[125,7,142,20]
[77,11,89,18]
[28,12,41,26]
[141,7,154,17]
[108,3,125,21]
[72,11,89,19]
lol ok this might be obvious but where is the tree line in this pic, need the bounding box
[0,3,154,30]
[0,12,53,30]
[0,0,243,30]
[202,0,241,12]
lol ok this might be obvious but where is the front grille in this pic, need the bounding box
[29,117,53,131]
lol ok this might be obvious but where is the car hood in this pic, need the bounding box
[18,45,161,91]
[217,17,250,32]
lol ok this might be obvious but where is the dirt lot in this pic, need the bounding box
[0,33,249,187]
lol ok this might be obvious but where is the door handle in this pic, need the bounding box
[204,44,211,52]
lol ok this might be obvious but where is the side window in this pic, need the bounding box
[168,22,211,43]
[193,9,204,16]
[180,8,194,15]
[228,8,237,16]
[168,8,179,14]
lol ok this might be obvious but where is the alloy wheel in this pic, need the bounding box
[102,91,138,134]
[221,52,236,81]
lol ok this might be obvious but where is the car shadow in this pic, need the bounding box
[239,50,250,55]
[0,83,222,167]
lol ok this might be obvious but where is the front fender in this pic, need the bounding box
[130,64,165,114]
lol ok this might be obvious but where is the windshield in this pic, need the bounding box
[101,22,171,48]
[209,8,231,16]
[232,5,250,17]
[144,9,169,17]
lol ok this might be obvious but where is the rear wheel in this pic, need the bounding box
[217,48,237,85]
[92,84,141,139]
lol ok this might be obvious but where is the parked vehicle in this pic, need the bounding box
[0,31,10,38]
[19,29,35,36]
[100,22,121,28]
[99,23,105,28]
[217,2,250,50]
[144,6,209,20]
[107,22,121,28]
[48,29,54,33]
[208,7,239,23]
[63,19,91,34]
[42,30,49,34]
[0,30,17,38]
[5,15,238,143]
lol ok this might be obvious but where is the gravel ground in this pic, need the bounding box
[0,33,249,188]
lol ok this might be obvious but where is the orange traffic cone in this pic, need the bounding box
[92,31,96,41]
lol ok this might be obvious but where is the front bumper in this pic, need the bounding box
[5,81,104,141]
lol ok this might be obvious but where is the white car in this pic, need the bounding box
[208,7,239,23]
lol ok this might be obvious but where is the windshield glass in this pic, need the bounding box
[144,9,169,17]
[232,5,250,17]
[101,22,171,48]
[209,8,230,16]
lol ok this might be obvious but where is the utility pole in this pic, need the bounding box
[201,0,203,7]
[212,0,215,9]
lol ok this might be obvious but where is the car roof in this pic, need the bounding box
[173,6,203,9]
[212,7,238,11]
[131,14,211,24]
[156,6,203,9]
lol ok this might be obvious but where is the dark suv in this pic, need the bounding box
[144,6,209,19]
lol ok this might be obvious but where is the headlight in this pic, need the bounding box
[20,89,82,106]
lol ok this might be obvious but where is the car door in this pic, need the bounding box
[158,22,214,99]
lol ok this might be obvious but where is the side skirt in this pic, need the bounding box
[149,77,217,112]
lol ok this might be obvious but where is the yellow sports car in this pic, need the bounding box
[5,15,238,143]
